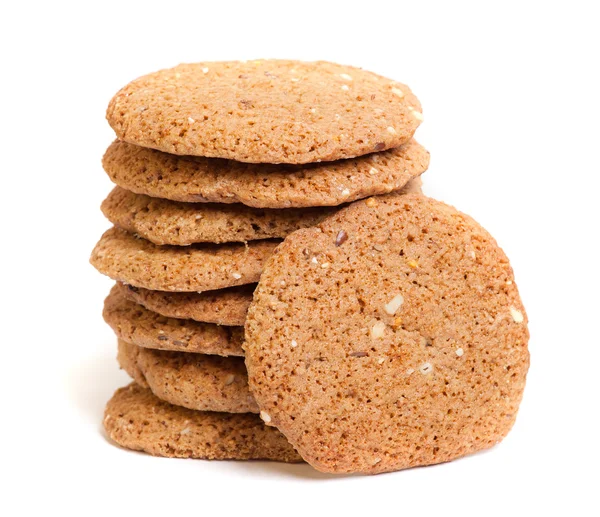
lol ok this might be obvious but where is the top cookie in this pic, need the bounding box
[106,60,422,164]
[244,193,529,474]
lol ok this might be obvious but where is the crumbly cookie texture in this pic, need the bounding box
[104,383,302,462]
[116,282,254,326]
[90,227,279,292]
[101,187,336,245]
[103,285,244,356]
[118,340,257,413]
[245,193,529,474]
[106,60,422,164]
[102,139,428,208]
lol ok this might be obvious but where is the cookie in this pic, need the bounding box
[90,227,279,292]
[118,340,258,413]
[116,282,253,326]
[244,193,529,474]
[102,140,428,208]
[104,383,302,462]
[106,60,422,164]
[104,285,244,356]
[101,186,335,245]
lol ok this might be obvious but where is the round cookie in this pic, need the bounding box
[244,193,530,474]
[106,60,422,164]
[101,187,336,245]
[116,282,253,326]
[104,285,244,356]
[90,227,279,292]
[118,340,258,413]
[103,139,428,209]
[104,383,302,462]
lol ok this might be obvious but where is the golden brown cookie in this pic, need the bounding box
[106,60,422,164]
[245,193,529,474]
[102,140,428,208]
[90,227,279,292]
[104,383,302,462]
[101,187,335,244]
[117,340,258,413]
[103,285,244,356]
[116,282,253,326]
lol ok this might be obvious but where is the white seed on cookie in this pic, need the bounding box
[384,294,404,315]
[510,307,524,323]
[420,362,433,374]
[371,321,386,339]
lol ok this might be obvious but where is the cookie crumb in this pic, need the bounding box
[420,362,433,374]
[371,321,386,339]
[456,348,464,357]
[260,411,272,423]
[510,307,524,323]
[384,294,404,315]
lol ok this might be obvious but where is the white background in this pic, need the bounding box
[2,1,598,515]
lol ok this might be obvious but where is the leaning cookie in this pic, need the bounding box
[104,285,244,356]
[116,282,253,326]
[245,193,529,474]
[118,340,258,413]
[102,140,428,208]
[106,59,422,164]
[90,227,279,292]
[104,383,302,462]
[102,187,336,245]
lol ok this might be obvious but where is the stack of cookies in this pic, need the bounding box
[91,60,529,474]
